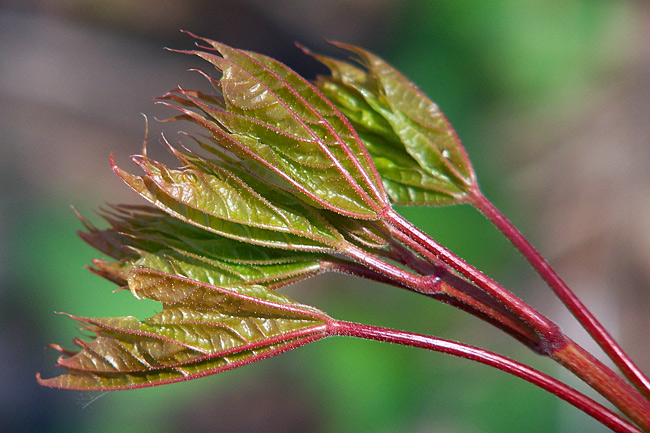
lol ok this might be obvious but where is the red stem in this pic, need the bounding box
[382,235,542,347]
[470,190,650,400]
[384,224,536,332]
[330,320,643,433]
[327,253,541,350]
[341,242,441,294]
[382,208,650,429]
[383,208,565,353]
[553,340,650,432]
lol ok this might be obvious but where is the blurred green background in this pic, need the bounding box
[2,1,649,432]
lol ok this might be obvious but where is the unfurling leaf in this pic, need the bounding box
[39,35,408,393]
[37,270,330,390]
[312,44,477,206]
[79,205,330,290]
[161,33,389,219]
[112,150,343,252]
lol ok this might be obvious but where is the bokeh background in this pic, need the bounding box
[2,1,650,432]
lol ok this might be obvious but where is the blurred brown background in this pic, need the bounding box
[1,1,649,432]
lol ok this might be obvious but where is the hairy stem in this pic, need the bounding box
[383,208,650,430]
[470,189,650,400]
[552,340,650,432]
[341,242,540,348]
[384,224,538,337]
[383,208,563,351]
[330,320,643,433]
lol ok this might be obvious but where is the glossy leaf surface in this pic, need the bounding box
[38,270,329,390]
[313,44,477,206]
[162,34,389,218]
[112,151,342,252]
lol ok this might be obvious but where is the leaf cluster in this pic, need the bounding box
[39,34,478,391]
[312,43,476,205]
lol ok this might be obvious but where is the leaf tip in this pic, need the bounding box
[36,371,60,389]
[294,42,313,57]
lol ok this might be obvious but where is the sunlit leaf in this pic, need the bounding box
[112,152,342,252]
[40,36,451,393]
[174,141,391,251]
[312,44,477,206]
[38,270,330,390]
[89,205,319,264]
[160,33,389,218]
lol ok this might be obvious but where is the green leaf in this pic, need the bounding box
[359,129,468,205]
[112,151,342,252]
[161,33,389,218]
[324,211,390,250]
[134,249,323,290]
[89,205,319,264]
[80,205,328,289]
[174,140,392,251]
[312,44,477,206]
[38,270,329,390]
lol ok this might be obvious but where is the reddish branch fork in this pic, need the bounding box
[380,208,650,431]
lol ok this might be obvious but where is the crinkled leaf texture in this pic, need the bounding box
[37,270,330,390]
[161,33,389,219]
[312,43,477,206]
[78,205,327,290]
[39,36,409,391]
[111,137,391,254]
[112,148,344,253]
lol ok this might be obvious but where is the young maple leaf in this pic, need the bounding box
[38,36,398,390]
[310,43,477,206]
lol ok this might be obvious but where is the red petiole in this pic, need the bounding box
[329,319,644,433]
[469,188,650,401]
